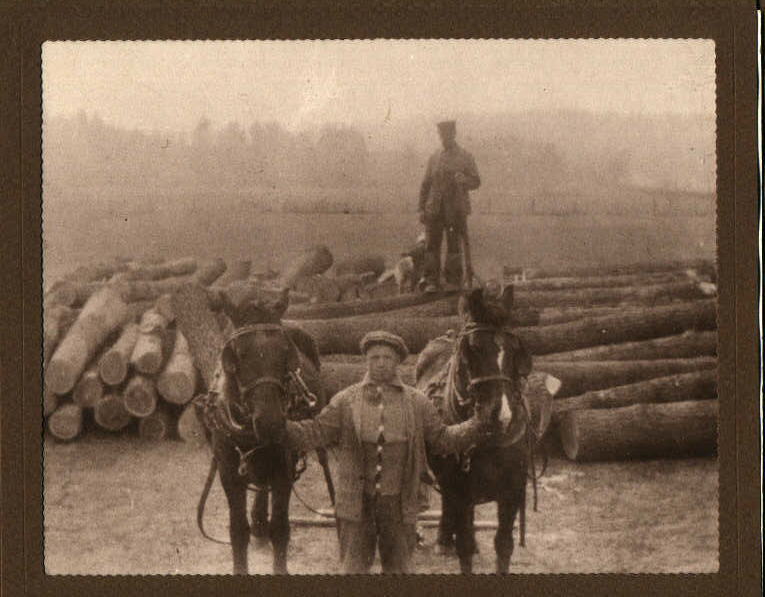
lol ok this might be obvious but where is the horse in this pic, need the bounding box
[194,288,334,574]
[415,284,538,574]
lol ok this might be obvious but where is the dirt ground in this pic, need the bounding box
[43,433,718,575]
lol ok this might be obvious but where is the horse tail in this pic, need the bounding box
[197,456,230,545]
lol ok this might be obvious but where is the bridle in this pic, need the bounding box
[448,322,516,409]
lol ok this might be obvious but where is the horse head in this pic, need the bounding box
[218,287,300,445]
[454,283,532,432]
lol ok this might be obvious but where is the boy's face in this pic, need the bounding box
[365,344,401,384]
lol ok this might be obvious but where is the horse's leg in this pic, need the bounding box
[495,465,527,574]
[453,495,476,574]
[269,475,292,574]
[435,486,456,555]
[219,464,250,575]
[250,489,270,549]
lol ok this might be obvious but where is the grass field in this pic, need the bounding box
[42,190,716,286]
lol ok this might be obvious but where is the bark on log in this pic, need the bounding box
[45,287,130,394]
[43,388,59,417]
[285,291,458,320]
[47,403,83,441]
[294,300,716,356]
[43,305,78,365]
[191,258,227,286]
[509,271,688,291]
[172,284,225,388]
[214,260,252,286]
[334,254,386,277]
[177,401,208,446]
[538,331,717,362]
[539,358,716,398]
[156,331,198,405]
[537,305,645,326]
[120,257,198,281]
[94,393,133,431]
[319,357,715,401]
[138,404,175,441]
[519,259,713,280]
[509,280,711,309]
[72,363,105,408]
[124,375,158,418]
[98,323,140,385]
[559,400,718,462]
[552,370,717,419]
[277,245,334,289]
[130,309,170,374]
[518,300,716,355]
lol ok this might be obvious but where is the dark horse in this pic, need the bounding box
[415,285,536,574]
[195,288,334,574]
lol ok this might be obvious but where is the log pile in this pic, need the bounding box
[43,252,718,464]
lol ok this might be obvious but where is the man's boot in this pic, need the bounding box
[444,252,463,290]
[422,249,442,293]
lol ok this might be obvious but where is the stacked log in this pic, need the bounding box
[94,393,132,431]
[138,404,175,441]
[558,400,718,461]
[46,287,130,394]
[277,245,334,289]
[333,254,386,278]
[130,309,170,375]
[124,375,158,418]
[156,331,197,405]
[47,402,83,441]
[98,323,140,385]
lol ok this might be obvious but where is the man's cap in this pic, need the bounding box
[360,330,410,361]
[437,120,457,134]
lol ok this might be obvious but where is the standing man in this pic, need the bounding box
[285,330,491,574]
[419,120,481,293]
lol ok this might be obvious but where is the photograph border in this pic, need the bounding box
[1,1,760,595]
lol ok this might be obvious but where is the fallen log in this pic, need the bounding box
[45,287,130,394]
[124,375,158,418]
[277,245,334,289]
[43,387,59,417]
[537,305,645,326]
[43,305,78,364]
[319,357,715,401]
[295,300,716,356]
[94,393,133,431]
[172,284,225,388]
[538,358,716,398]
[509,271,688,291]
[98,323,140,385]
[509,280,712,309]
[47,402,83,441]
[130,309,170,375]
[333,254,386,278]
[286,291,458,320]
[518,259,713,280]
[120,257,198,281]
[518,300,716,355]
[156,331,198,405]
[177,401,208,446]
[538,331,717,362]
[214,260,252,287]
[72,363,105,408]
[552,370,717,419]
[138,404,175,440]
[190,258,227,286]
[48,258,130,288]
[559,399,718,462]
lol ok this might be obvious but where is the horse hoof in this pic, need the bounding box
[434,543,455,556]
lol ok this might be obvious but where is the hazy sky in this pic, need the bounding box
[43,39,715,133]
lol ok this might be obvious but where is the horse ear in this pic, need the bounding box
[271,287,290,320]
[501,284,515,311]
[459,287,486,322]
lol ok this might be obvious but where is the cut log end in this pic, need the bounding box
[157,373,195,405]
[99,353,129,386]
[177,402,208,446]
[138,411,172,441]
[124,377,158,418]
[47,403,83,441]
[45,359,78,395]
[94,395,133,431]
[72,373,104,408]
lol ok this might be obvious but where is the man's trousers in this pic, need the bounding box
[423,214,466,288]
[337,493,416,574]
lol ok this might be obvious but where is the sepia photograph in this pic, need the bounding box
[41,39,719,575]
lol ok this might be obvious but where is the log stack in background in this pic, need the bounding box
[43,252,718,464]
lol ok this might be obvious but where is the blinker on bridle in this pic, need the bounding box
[452,323,515,405]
